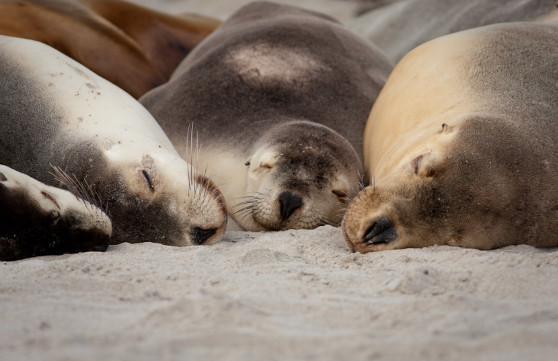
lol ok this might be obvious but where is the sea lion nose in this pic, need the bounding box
[190,226,218,245]
[279,190,303,221]
[73,230,110,253]
[91,234,110,252]
[364,216,398,245]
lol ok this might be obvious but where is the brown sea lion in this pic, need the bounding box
[342,21,558,252]
[140,1,393,231]
[0,0,220,98]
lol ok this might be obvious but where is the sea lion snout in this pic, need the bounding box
[363,216,398,246]
[278,190,303,221]
[68,228,110,253]
[190,226,218,245]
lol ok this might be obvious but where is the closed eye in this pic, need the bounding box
[142,170,155,192]
[332,190,347,202]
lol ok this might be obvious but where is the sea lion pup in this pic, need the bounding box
[348,0,557,63]
[342,21,558,253]
[0,0,220,98]
[140,1,393,231]
[0,35,227,247]
[0,165,112,261]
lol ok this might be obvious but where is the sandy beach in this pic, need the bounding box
[3,226,558,360]
[2,1,558,360]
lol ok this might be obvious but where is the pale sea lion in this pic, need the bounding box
[342,21,558,253]
[0,0,221,98]
[141,1,393,231]
[0,165,111,261]
[348,0,558,63]
[0,35,227,246]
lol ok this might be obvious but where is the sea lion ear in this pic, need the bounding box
[411,152,438,178]
[441,123,453,133]
[244,158,251,166]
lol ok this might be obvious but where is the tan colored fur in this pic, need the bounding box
[343,21,558,252]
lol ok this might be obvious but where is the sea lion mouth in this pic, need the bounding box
[363,216,398,245]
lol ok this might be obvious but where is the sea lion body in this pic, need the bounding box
[349,0,558,62]
[342,21,558,252]
[0,0,220,97]
[0,36,227,246]
[140,1,393,231]
[0,165,111,261]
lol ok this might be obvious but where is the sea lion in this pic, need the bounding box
[140,1,393,231]
[0,165,111,261]
[0,0,221,98]
[0,35,227,247]
[348,0,558,62]
[342,21,558,253]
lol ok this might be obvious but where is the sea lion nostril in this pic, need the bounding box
[278,190,303,221]
[364,216,398,245]
[190,227,217,245]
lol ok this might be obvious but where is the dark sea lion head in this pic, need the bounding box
[0,166,112,261]
[236,120,362,231]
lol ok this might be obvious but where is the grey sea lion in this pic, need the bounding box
[0,165,111,261]
[140,1,393,231]
[342,21,558,252]
[348,0,558,63]
[0,35,227,247]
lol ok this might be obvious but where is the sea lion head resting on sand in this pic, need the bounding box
[140,1,392,231]
[235,121,362,231]
[343,21,558,252]
[0,36,227,246]
[0,165,112,261]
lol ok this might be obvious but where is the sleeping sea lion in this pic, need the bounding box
[342,21,558,252]
[0,35,227,247]
[140,1,393,231]
[0,165,111,261]
[0,0,220,97]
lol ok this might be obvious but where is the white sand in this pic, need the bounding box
[3,1,558,360]
[2,227,558,360]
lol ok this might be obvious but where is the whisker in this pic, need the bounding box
[320,217,337,227]
[50,164,109,217]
